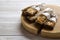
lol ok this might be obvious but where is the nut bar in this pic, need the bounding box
[22,7,38,16]
[36,14,47,25]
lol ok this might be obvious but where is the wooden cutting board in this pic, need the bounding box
[21,5,60,38]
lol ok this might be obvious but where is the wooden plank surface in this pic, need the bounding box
[0,0,60,40]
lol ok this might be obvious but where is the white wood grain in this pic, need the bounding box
[0,36,60,40]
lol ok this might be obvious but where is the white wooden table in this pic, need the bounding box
[0,0,60,40]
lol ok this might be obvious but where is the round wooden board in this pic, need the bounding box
[21,4,60,38]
